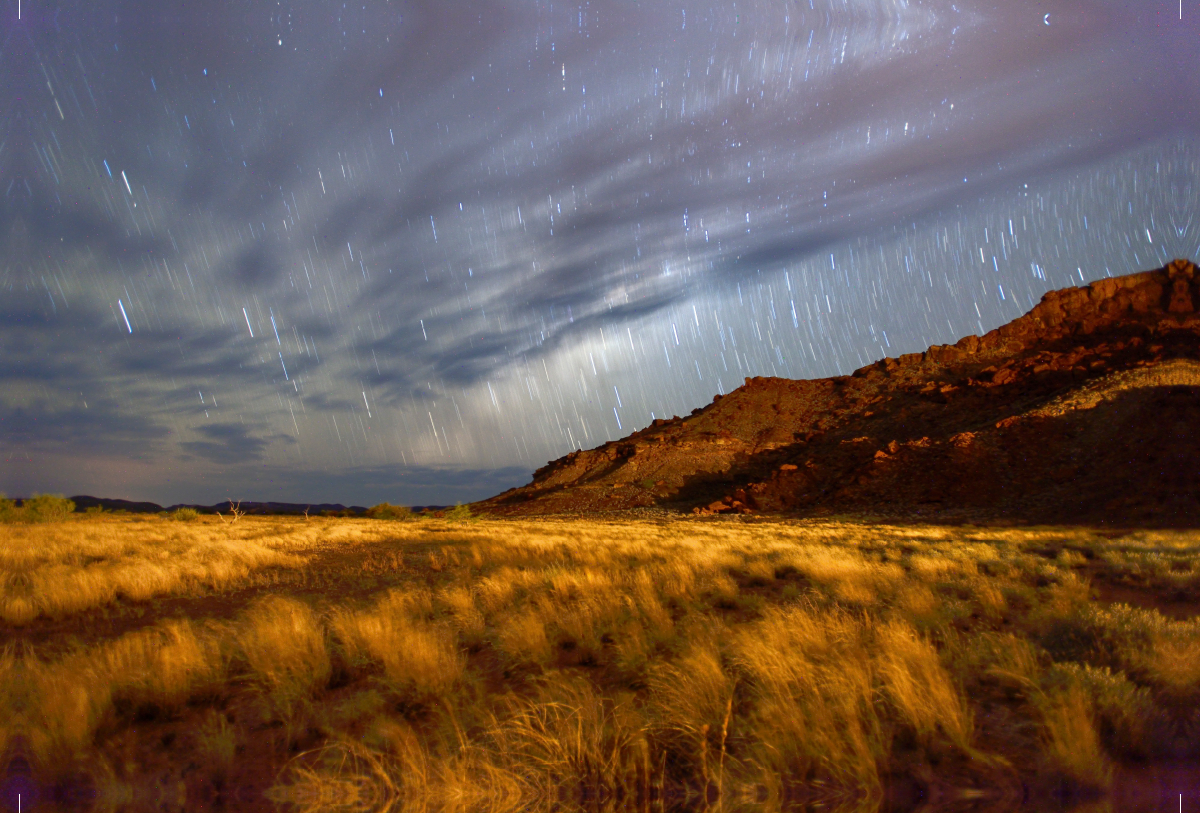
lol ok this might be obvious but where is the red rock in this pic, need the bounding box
[475,259,1200,526]
[1168,277,1194,313]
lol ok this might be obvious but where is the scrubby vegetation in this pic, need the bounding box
[366,502,413,520]
[0,515,1196,812]
[444,502,474,521]
[0,493,76,523]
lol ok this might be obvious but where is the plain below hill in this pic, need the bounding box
[476,258,1200,526]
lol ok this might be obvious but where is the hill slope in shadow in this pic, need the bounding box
[477,258,1200,526]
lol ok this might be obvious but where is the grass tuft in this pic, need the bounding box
[330,591,464,697]
[237,596,331,718]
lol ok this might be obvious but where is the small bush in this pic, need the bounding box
[444,503,473,522]
[169,508,200,522]
[366,503,411,520]
[23,494,76,523]
[1039,603,1164,671]
[0,495,15,522]
[1043,662,1155,760]
[85,505,104,515]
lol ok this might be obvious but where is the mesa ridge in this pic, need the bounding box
[478,258,1200,525]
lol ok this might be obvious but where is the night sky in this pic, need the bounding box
[2,0,1196,507]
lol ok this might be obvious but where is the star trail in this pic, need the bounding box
[1,0,1196,506]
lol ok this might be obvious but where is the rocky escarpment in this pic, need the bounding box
[477,258,1200,525]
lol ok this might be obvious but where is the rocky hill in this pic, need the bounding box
[477,258,1200,526]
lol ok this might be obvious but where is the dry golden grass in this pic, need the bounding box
[733,604,885,795]
[237,595,331,718]
[495,608,552,663]
[331,590,465,697]
[22,616,226,767]
[1038,682,1112,791]
[2,514,1198,812]
[0,516,314,623]
[876,619,973,750]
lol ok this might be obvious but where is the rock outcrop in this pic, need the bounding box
[476,259,1200,526]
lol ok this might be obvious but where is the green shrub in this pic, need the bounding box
[0,495,15,522]
[170,507,200,522]
[24,494,76,522]
[366,503,412,520]
[444,503,473,522]
[1042,662,1156,760]
[85,505,105,515]
[1039,603,1165,671]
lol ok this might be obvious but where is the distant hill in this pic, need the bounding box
[70,496,167,514]
[63,498,453,516]
[68,498,371,516]
[476,258,1200,526]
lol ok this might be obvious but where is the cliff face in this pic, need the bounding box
[477,258,1200,525]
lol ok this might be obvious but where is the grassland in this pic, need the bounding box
[1,513,1197,813]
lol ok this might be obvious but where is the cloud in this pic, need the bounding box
[179,422,293,464]
[0,402,170,458]
[223,242,283,287]
[0,197,171,262]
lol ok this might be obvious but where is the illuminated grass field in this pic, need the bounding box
[1,513,1197,812]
